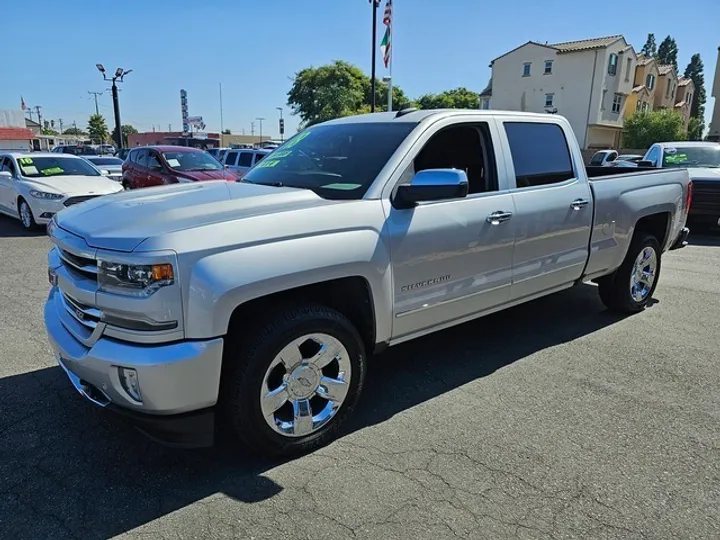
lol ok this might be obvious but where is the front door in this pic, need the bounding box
[385,121,517,340]
[0,158,18,214]
[499,119,594,301]
[146,150,165,187]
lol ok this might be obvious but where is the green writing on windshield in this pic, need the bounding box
[40,167,64,175]
[19,158,33,165]
[665,153,688,164]
[284,131,311,149]
[255,159,281,169]
[271,150,293,159]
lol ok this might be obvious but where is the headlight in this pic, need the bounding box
[98,260,175,296]
[30,190,63,200]
[46,216,58,237]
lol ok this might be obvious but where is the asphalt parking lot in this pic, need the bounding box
[1,215,718,540]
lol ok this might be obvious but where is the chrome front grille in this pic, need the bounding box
[60,291,103,331]
[64,195,101,207]
[59,248,98,281]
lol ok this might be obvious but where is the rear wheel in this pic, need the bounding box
[18,198,38,230]
[221,304,366,457]
[122,180,132,190]
[597,233,661,313]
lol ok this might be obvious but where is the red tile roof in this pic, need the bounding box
[0,127,34,141]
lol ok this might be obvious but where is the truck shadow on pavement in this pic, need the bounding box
[0,214,48,238]
[1,283,629,539]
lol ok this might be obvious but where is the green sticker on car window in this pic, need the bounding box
[664,153,687,164]
[271,150,293,159]
[19,158,33,165]
[255,159,281,169]
[40,167,64,175]
[284,131,311,149]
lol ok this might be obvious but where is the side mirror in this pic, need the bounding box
[0,171,12,179]
[392,169,469,210]
[637,160,655,168]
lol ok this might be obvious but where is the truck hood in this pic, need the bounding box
[54,180,334,252]
[687,167,720,181]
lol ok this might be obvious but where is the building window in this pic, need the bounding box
[686,92,692,104]
[612,94,623,114]
[608,53,618,75]
[544,60,553,74]
[523,63,531,77]
[625,58,632,82]
[641,101,650,113]
[646,73,655,90]
[544,94,554,107]
[480,98,490,110]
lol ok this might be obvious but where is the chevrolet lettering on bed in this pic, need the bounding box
[44,108,691,457]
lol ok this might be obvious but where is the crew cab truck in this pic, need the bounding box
[638,141,720,232]
[44,109,691,457]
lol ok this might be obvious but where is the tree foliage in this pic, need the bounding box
[62,127,86,136]
[416,87,481,109]
[687,117,705,141]
[657,36,678,71]
[684,53,706,120]
[622,109,687,148]
[111,124,138,147]
[640,33,657,57]
[87,114,109,144]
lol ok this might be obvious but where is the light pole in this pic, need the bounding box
[276,107,284,143]
[96,64,132,149]
[256,117,265,146]
[382,76,392,112]
[369,0,380,112]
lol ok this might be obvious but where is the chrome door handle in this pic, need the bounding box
[570,198,590,210]
[486,211,513,225]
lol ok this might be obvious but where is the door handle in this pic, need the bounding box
[570,198,590,210]
[486,211,513,225]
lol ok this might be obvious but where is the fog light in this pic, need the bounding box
[118,367,142,402]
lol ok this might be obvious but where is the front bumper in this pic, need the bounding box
[44,286,224,446]
[29,198,65,224]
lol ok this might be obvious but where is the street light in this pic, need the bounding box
[96,64,131,149]
[256,117,265,146]
[276,107,284,143]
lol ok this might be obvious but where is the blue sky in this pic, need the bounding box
[3,0,718,138]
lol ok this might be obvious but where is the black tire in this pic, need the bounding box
[18,198,38,230]
[122,180,132,191]
[597,233,661,313]
[221,304,366,457]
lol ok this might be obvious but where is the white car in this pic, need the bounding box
[0,152,124,230]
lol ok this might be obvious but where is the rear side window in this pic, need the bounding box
[225,151,239,166]
[254,153,266,164]
[238,152,254,167]
[589,153,605,166]
[504,122,575,188]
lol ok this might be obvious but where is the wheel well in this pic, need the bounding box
[226,277,377,352]
[634,212,670,248]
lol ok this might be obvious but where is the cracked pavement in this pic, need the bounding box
[1,214,718,540]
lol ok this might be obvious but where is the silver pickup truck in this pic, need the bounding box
[44,109,692,456]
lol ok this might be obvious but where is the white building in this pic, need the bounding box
[709,46,720,142]
[486,35,637,149]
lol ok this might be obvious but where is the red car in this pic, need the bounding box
[121,145,238,189]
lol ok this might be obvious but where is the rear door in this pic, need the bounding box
[497,119,593,301]
[0,157,16,213]
[131,149,149,188]
[236,151,254,176]
[146,150,165,187]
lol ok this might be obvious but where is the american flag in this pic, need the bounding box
[380,0,392,69]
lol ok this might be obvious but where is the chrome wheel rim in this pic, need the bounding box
[260,333,352,438]
[630,246,657,302]
[20,202,32,228]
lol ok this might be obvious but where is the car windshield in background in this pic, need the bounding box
[242,122,416,199]
[662,146,720,168]
[17,156,101,178]
[162,151,223,171]
[88,157,123,166]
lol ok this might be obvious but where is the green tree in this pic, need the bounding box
[111,124,139,147]
[87,114,109,144]
[622,109,687,148]
[62,127,86,136]
[684,53,707,121]
[416,87,481,109]
[687,116,704,141]
[657,36,678,71]
[41,120,58,135]
[640,33,657,57]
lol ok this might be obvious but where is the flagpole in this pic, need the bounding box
[388,0,393,112]
[370,0,378,113]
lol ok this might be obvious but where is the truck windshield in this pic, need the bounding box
[662,146,720,168]
[242,122,416,199]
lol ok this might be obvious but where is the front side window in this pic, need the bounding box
[523,63,531,77]
[134,149,149,167]
[608,53,618,75]
[589,152,606,166]
[163,150,223,171]
[147,152,162,170]
[544,60,553,74]
[224,151,238,166]
[504,122,574,188]
[243,122,416,200]
[16,156,101,178]
[612,94,623,114]
[238,152,254,167]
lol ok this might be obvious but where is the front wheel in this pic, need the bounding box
[18,198,38,230]
[598,233,661,313]
[221,305,366,457]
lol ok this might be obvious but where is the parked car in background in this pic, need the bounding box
[83,156,124,182]
[206,147,230,162]
[589,149,618,166]
[639,141,720,231]
[45,109,691,456]
[222,147,270,178]
[116,148,131,161]
[52,145,98,156]
[98,144,115,155]
[121,145,238,189]
[0,152,123,230]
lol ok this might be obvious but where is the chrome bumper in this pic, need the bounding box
[44,286,224,415]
